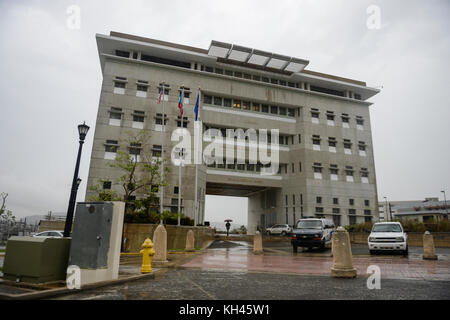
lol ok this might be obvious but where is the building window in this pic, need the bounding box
[225,70,233,76]
[298,134,301,144]
[333,215,341,227]
[129,143,141,162]
[214,96,223,106]
[103,181,112,190]
[203,95,212,104]
[136,80,149,97]
[313,163,323,180]
[177,116,188,128]
[223,98,232,107]
[312,135,321,151]
[345,166,354,182]
[152,145,162,158]
[344,139,352,155]
[233,99,241,109]
[349,199,355,206]
[299,162,302,172]
[242,101,251,110]
[215,68,223,74]
[252,103,261,112]
[365,200,370,206]
[288,108,295,117]
[328,137,337,153]
[261,104,269,113]
[315,207,324,214]
[365,216,372,223]
[356,116,364,130]
[332,208,340,214]
[113,77,126,95]
[155,113,167,131]
[316,196,322,204]
[279,107,287,116]
[326,111,335,126]
[158,84,170,101]
[174,186,179,194]
[132,110,145,129]
[333,198,339,205]
[115,50,130,58]
[349,214,357,225]
[109,107,123,126]
[270,105,278,114]
[358,141,367,157]
[234,71,243,78]
[311,108,320,123]
[341,114,350,128]
[330,164,339,181]
[104,140,119,160]
[361,168,369,183]
[252,75,261,81]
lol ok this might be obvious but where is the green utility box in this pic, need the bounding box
[2,236,71,284]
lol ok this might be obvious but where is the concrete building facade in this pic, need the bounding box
[379,198,449,222]
[86,31,381,234]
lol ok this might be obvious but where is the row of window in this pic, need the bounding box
[203,94,297,118]
[313,163,370,183]
[114,49,363,101]
[310,108,365,129]
[108,107,188,129]
[113,77,192,102]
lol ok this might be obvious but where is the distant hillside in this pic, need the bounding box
[209,221,246,231]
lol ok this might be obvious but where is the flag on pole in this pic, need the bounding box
[157,89,163,104]
[194,91,200,121]
[178,91,184,117]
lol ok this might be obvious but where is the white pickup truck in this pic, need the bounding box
[368,222,408,255]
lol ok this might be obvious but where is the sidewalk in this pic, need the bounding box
[182,242,450,281]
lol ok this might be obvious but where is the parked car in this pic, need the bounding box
[266,224,292,236]
[32,230,64,238]
[290,218,335,252]
[368,222,408,255]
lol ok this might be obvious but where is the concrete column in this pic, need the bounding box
[330,227,357,278]
[423,231,438,260]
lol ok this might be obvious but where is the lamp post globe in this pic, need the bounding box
[63,122,90,237]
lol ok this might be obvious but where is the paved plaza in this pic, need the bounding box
[48,240,450,300]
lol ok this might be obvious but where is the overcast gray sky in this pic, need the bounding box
[0,0,449,225]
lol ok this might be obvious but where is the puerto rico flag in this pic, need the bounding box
[178,91,184,117]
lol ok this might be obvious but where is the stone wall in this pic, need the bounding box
[348,232,450,248]
[38,220,66,232]
[38,221,215,252]
[123,224,214,252]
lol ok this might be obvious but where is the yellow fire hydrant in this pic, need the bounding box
[140,238,155,274]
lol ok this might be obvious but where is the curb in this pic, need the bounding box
[0,269,167,300]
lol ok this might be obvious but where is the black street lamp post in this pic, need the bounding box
[63,122,90,237]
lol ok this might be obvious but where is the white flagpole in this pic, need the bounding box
[194,88,201,226]
[178,86,185,226]
[159,82,166,224]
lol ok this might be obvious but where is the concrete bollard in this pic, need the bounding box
[423,231,438,260]
[330,232,335,257]
[185,229,195,252]
[153,224,168,263]
[253,231,263,255]
[331,227,357,278]
[140,238,155,274]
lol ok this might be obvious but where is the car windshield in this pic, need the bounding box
[296,220,322,229]
[372,224,402,232]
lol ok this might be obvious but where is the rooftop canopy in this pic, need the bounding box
[208,41,309,73]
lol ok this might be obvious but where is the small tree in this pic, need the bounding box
[88,131,169,213]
